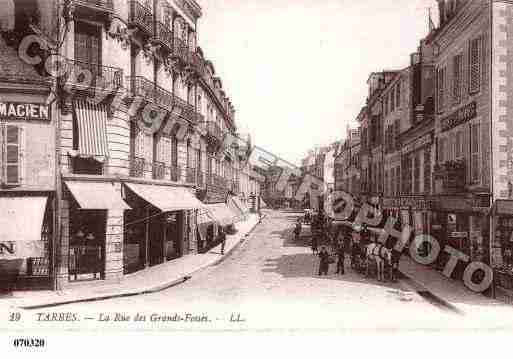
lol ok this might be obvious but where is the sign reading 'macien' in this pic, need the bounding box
[0,102,49,120]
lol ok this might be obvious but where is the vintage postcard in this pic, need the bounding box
[1,0,513,354]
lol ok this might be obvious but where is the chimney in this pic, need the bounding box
[437,0,446,26]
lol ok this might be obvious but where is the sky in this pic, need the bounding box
[196,0,438,166]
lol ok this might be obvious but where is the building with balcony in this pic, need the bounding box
[0,0,256,290]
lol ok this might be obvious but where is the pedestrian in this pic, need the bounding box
[318,246,330,276]
[311,233,318,254]
[335,239,345,275]
[219,227,227,255]
[294,219,302,241]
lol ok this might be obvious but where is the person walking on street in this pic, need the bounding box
[318,246,330,276]
[336,239,345,275]
[294,219,302,241]
[219,227,227,255]
[311,233,318,254]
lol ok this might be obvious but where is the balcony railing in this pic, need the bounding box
[74,0,114,13]
[128,0,153,36]
[64,59,123,93]
[130,156,145,178]
[152,161,166,180]
[127,76,174,113]
[173,95,196,123]
[154,21,173,52]
[185,167,196,184]
[207,173,228,188]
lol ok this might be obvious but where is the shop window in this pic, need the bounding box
[469,36,482,94]
[1,124,22,186]
[471,122,480,183]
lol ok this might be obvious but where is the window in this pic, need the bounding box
[453,54,463,103]
[1,124,22,186]
[424,149,431,194]
[402,155,412,194]
[469,37,482,94]
[414,152,421,194]
[455,131,463,159]
[437,67,446,112]
[384,95,388,115]
[390,89,395,112]
[396,82,401,108]
[438,137,445,163]
[471,123,480,183]
[395,166,401,196]
[384,170,389,196]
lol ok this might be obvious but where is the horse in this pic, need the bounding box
[365,243,392,282]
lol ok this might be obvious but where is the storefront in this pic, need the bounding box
[123,183,203,274]
[430,194,490,278]
[0,194,53,291]
[490,200,513,295]
[64,181,130,281]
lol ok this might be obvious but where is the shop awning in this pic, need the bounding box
[125,183,204,212]
[0,196,48,259]
[74,100,109,159]
[65,181,130,210]
[205,203,237,227]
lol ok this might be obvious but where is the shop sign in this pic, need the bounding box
[0,241,44,260]
[0,102,49,121]
[383,197,434,210]
[402,133,433,155]
[441,101,477,132]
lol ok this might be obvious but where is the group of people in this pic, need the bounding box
[294,212,401,280]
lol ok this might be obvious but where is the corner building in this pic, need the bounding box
[0,0,260,290]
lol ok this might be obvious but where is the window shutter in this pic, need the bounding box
[469,37,481,94]
[471,123,480,183]
[453,54,462,103]
[396,83,401,109]
[5,125,20,186]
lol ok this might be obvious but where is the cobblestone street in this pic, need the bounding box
[15,210,513,332]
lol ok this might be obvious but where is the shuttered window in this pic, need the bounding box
[1,124,22,186]
[390,89,395,112]
[455,131,463,159]
[453,54,462,103]
[424,149,431,194]
[471,123,480,183]
[437,67,446,112]
[74,22,102,78]
[469,37,482,94]
[396,82,401,109]
[438,137,445,164]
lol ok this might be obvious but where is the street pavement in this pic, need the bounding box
[7,210,513,331]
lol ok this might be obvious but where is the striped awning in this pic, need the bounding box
[227,197,244,222]
[74,100,109,159]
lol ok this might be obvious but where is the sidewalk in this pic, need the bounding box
[5,213,264,310]
[399,255,502,313]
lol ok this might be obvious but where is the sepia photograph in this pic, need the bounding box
[1,0,513,353]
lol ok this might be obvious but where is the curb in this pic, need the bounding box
[397,270,464,315]
[19,215,267,310]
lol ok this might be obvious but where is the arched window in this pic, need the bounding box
[0,0,15,31]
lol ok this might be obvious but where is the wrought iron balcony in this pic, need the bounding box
[128,0,153,36]
[173,94,196,123]
[130,156,145,178]
[127,76,174,113]
[63,59,123,94]
[152,161,166,180]
[205,121,224,148]
[74,0,114,11]
[172,37,190,64]
[185,167,196,184]
[154,21,173,53]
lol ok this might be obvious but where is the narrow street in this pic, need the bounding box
[22,210,491,331]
